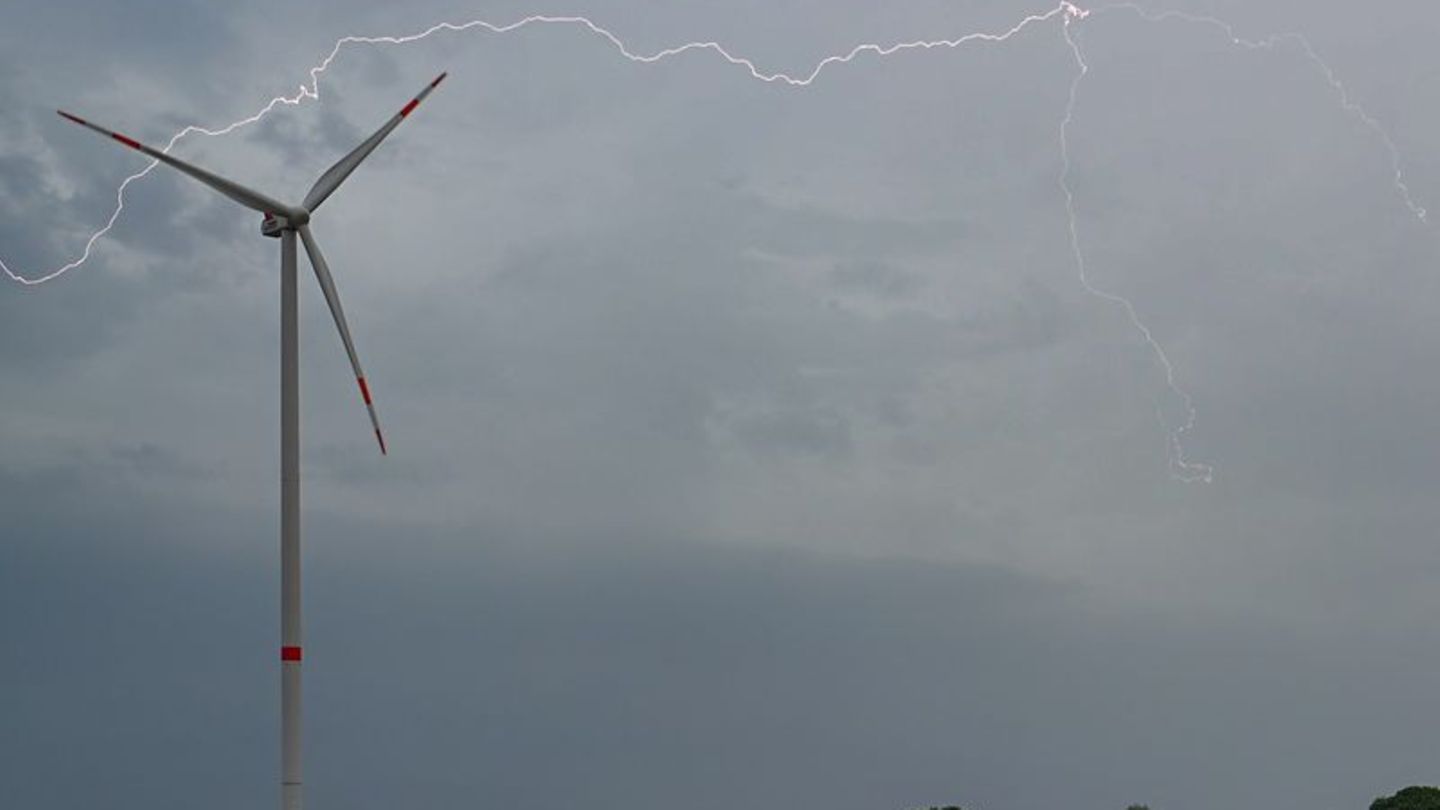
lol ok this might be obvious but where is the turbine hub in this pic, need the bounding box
[260,207,310,238]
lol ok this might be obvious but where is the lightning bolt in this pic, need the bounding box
[1097,3,1427,225]
[1057,8,1216,483]
[0,2,1073,289]
[1057,4,1429,481]
[3,2,1431,481]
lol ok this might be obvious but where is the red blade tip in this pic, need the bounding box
[57,110,86,125]
[375,428,388,456]
[432,72,448,88]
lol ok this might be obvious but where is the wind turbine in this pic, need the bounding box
[58,72,447,810]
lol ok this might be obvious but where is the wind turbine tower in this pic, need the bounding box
[59,72,448,810]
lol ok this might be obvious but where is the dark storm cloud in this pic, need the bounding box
[5,1,1440,809]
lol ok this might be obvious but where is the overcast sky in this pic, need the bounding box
[4,2,1440,808]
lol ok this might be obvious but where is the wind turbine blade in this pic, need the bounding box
[302,72,447,212]
[57,110,294,216]
[296,225,387,455]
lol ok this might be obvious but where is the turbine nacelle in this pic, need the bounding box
[262,208,311,238]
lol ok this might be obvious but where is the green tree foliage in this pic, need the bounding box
[1372,787,1440,810]
[1126,805,1152,810]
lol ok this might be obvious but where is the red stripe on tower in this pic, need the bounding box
[281,646,303,662]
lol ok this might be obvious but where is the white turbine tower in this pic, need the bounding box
[59,72,447,810]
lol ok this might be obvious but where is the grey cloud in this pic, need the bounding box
[829,259,923,297]
[721,402,854,458]
[6,1,1440,808]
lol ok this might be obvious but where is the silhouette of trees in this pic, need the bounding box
[1372,787,1440,810]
